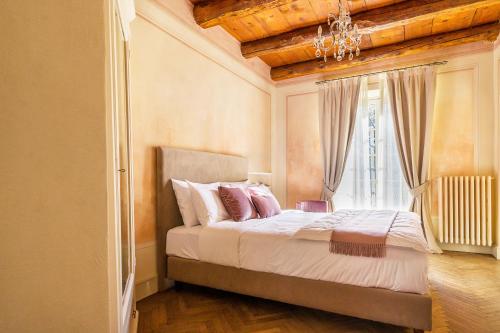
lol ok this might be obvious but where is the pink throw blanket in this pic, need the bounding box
[329,210,397,258]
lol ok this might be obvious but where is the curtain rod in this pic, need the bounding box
[315,61,448,85]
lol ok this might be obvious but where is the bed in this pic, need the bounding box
[156,147,432,332]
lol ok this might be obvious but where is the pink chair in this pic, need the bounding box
[296,200,329,213]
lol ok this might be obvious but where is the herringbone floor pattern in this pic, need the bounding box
[137,252,500,333]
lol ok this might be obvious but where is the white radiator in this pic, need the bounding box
[437,176,493,246]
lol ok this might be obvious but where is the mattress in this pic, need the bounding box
[166,225,201,260]
[166,211,429,294]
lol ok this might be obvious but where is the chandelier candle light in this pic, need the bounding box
[313,0,362,62]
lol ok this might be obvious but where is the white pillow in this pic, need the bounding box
[171,179,199,227]
[187,181,230,226]
[247,183,272,195]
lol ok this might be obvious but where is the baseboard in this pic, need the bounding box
[493,247,500,260]
[135,240,179,299]
[135,276,159,301]
[135,275,177,301]
[135,241,158,300]
[439,243,497,257]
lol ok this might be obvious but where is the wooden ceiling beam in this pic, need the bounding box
[270,22,500,81]
[193,0,298,28]
[242,0,499,58]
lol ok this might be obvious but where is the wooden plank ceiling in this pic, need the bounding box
[191,0,500,81]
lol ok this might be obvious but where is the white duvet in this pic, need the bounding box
[294,209,430,253]
[195,210,429,294]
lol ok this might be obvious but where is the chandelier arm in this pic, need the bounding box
[314,0,361,62]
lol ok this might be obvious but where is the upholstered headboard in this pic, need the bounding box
[156,147,248,289]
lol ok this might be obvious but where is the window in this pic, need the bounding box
[334,76,410,210]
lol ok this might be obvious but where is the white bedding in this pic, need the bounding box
[166,225,201,260]
[294,209,430,253]
[166,210,429,294]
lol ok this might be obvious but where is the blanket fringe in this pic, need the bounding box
[329,240,386,258]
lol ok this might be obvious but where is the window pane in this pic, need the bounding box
[367,89,380,99]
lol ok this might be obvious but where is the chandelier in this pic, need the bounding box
[313,0,362,62]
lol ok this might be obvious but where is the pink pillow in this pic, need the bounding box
[218,186,258,221]
[250,192,281,218]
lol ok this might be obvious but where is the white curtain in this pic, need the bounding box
[334,76,410,211]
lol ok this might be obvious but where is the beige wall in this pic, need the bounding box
[0,1,114,332]
[155,0,271,81]
[130,2,273,297]
[286,93,323,208]
[279,50,498,247]
[430,53,496,223]
[130,16,272,245]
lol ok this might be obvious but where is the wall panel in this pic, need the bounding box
[432,67,476,178]
[286,93,322,208]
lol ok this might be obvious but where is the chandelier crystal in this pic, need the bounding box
[313,0,362,62]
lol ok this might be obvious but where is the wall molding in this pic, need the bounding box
[273,80,318,205]
[135,241,157,283]
[435,62,480,173]
[493,246,500,260]
[284,91,318,206]
[135,276,158,301]
[135,240,155,251]
[135,0,274,95]
[154,0,271,80]
[134,240,158,300]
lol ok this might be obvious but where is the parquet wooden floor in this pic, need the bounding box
[137,252,500,333]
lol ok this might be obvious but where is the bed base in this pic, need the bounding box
[168,256,431,331]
